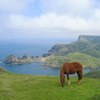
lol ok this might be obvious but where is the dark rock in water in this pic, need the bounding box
[31,56,35,59]
[22,54,30,59]
[42,53,51,57]
[35,56,39,58]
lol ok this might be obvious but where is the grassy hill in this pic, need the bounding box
[44,35,100,68]
[44,52,100,68]
[0,67,100,100]
[81,48,100,58]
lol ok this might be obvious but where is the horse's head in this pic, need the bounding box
[60,65,65,87]
[60,76,65,87]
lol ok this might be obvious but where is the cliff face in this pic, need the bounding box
[78,35,100,43]
[47,35,100,57]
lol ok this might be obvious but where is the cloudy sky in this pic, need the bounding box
[0,0,100,42]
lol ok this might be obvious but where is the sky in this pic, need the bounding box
[0,0,100,43]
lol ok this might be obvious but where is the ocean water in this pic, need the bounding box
[0,39,73,61]
[0,42,52,61]
[0,41,96,76]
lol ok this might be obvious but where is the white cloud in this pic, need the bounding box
[0,0,34,11]
[92,9,100,20]
[0,0,100,41]
[40,0,94,17]
[2,12,99,39]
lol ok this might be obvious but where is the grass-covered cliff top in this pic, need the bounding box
[0,67,100,100]
[48,35,100,56]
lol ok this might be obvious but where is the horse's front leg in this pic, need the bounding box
[67,74,71,85]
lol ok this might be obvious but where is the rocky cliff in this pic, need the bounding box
[47,35,100,57]
[44,35,100,68]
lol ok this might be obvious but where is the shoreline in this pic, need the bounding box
[3,61,41,65]
[2,61,100,70]
[1,55,100,70]
[83,66,100,70]
[43,62,100,70]
[2,57,47,65]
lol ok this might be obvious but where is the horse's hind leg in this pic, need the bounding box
[77,71,83,84]
[67,74,71,85]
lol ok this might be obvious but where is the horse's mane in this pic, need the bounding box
[60,63,67,79]
[60,66,64,79]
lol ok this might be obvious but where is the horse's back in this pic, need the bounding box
[62,62,83,74]
[71,62,83,71]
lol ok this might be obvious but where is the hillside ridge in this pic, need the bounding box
[44,35,100,68]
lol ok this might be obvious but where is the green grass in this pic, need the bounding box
[45,52,100,68]
[20,57,44,63]
[0,69,100,100]
[0,67,10,73]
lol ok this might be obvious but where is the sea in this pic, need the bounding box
[0,40,97,76]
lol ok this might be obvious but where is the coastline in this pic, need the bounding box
[43,61,100,70]
[0,60,100,77]
[2,56,100,70]
[83,66,100,70]
[3,61,40,65]
[3,57,47,65]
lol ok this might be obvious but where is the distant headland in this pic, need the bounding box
[43,35,100,69]
[3,54,46,65]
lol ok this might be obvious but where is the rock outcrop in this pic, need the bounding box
[3,55,21,64]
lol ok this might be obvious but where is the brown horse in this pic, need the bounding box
[60,62,83,87]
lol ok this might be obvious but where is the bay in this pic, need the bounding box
[0,41,98,76]
[0,62,94,76]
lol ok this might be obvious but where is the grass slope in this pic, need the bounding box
[84,70,100,79]
[0,70,100,100]
[0,67,10,73]
[81,48,100,58]
[44,52,100,68]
